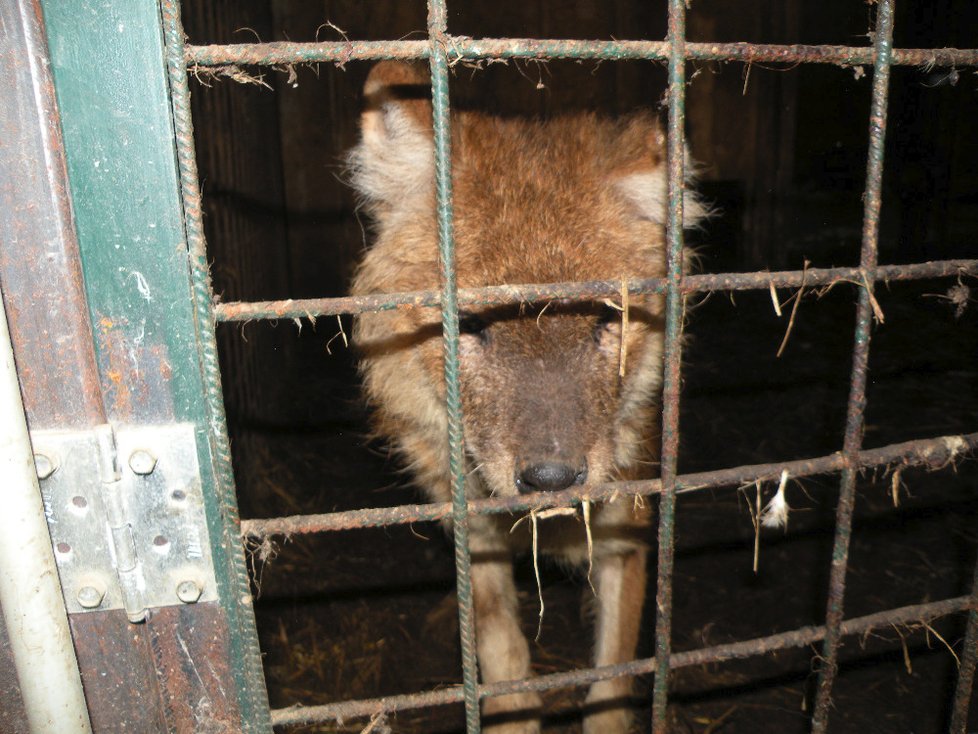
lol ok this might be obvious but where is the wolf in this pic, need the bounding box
[348,61,705,733]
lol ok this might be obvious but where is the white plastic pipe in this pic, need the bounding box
[0,288,92,733]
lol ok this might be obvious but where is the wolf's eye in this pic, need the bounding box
[458,312,489,340]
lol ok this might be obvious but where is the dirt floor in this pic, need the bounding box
[224,250,978,733]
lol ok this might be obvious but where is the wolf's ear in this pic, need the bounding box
[348,62,434,211]
[612,116,708,229]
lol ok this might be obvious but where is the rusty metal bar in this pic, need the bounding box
[213,259,978,322]
[185,38,978,69]
[241,431,978,539]
[812,2,895,730]
[651,0,689,728]
[949,556,978,732]
[269,595,975,727]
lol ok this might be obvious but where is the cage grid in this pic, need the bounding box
[161,0,978,730]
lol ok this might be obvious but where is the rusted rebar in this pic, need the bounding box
[242,429,977,542]
[950,558,978,733]
[185,38,978,70]
[213,259,978,322]
[812,2,895,730]
[652,0,689,728]
[268,595,975,727]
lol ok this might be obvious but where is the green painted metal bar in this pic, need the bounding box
[40,0,270,729]
[158,0,273,730]
[811,1,895,731]
[652,0,689,729]
[426,1,482,731]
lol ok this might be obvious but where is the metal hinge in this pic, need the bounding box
[31,423,218,622]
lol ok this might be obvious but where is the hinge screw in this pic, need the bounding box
[77,585,104,609]
[176,580,202,604]
[128,449,158,475]
[34,454,56,480]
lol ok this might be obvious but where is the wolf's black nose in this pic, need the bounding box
[516,461,587,494]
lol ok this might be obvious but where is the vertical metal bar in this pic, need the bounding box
[158,0,272,729]
[949,558,978,732]
[427,2,482,732]
[652,0,689,730]
[810,1,894,731]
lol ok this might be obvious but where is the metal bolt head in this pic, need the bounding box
[128,449,157,475]
[34,454,56,480]
[77,585,104,609]
[176,580,202,604]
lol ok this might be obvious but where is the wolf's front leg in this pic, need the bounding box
[470,527,541,734]
[583,546,648,734]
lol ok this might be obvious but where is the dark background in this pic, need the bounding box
[182,1,978,731]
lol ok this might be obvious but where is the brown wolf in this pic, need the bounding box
[349,61,705,733]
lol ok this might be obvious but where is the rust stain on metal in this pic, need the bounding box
[92,315,177,423]
[94,314,134,418]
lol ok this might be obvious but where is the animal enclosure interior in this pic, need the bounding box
[181,1,978,731]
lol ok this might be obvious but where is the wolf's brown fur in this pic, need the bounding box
[349,62,704,733]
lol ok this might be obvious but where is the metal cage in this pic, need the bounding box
[1,0,976,732]
[186,1,978,731]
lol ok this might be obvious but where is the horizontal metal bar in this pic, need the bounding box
[186,38,978,69]
[215,258,978,322]
[268,594,975,726]
[241,431,978,539]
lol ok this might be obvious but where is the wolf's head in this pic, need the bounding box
[349,61,706,499]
